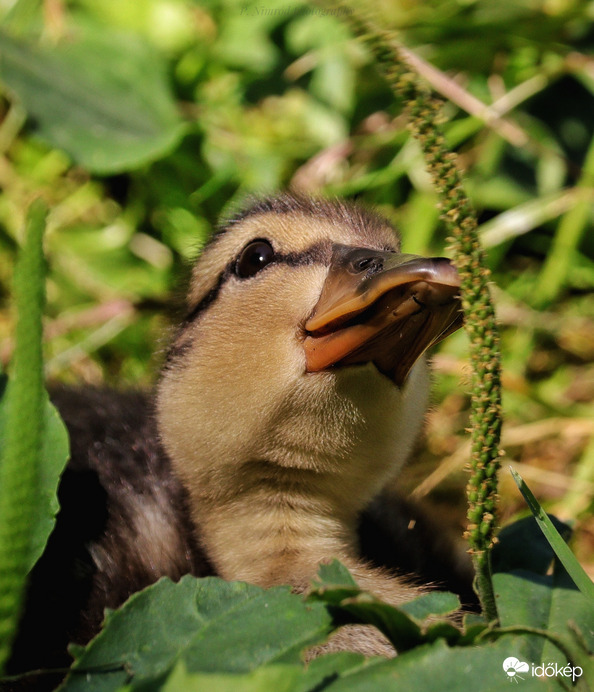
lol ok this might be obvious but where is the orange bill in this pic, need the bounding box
[303,245,463,385]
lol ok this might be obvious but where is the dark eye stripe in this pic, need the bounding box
[280,243,330,267]
[163,242,330,367]
[163,272,233,365]
[182,241,330,326]
[165,241,332,367]
[182,265,233,326]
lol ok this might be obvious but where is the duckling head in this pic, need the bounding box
[156,195,461,578]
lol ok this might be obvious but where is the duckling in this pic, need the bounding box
[7,194,467,681]
[157,193,462,593]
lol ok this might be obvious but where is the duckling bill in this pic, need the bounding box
[304,246,462,384]
[9,194,470,683]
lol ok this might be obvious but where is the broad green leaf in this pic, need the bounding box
[154,659,304,692]
[295,652,370,692]
[328,593,424,653]
[320,637,565,691]
[61,575,334,692]
[399,592,461,622]
[310,562,463,652]
[0,28,185,174]
[311,562,461,622]
[313,559,359,589]
[123,635,579,692]
[494,569,594,667]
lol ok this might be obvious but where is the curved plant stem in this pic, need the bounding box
[323,3,503,622]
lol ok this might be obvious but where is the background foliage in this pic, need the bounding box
[0,0,593,635]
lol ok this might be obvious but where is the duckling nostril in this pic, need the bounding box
[354,257,383,273]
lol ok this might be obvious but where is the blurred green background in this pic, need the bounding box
[0,0,593,570]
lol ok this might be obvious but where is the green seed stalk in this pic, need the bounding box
[0,201,47,671]
[324,4,503,622]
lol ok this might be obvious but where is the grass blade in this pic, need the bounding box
[534,130,594,306]
[510,467,594,602]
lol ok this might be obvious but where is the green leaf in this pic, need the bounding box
[0,390,69,573]
[0,28,185,174]
[310,563,463,652]
[312,559,359,590]
[318,637,563,691]
[151,659,304,692]
[494,569,594,667]
[399,592,461,622]
[510,467,594,602]
[331,593,425,653]
[295,652,370,692]
[135,646,371,692]
[27,397,69,569]
[61,575,334,691]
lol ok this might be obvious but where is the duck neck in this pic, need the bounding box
[192,459,360,589]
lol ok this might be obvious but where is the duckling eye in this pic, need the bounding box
[235,240,275,279]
